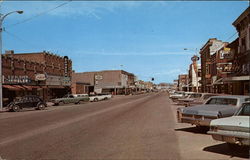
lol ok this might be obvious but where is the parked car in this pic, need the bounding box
[177,92,203,105]
[7,95,47,112]
[180,93,219,107]
[89,93,112,102]
[51,94,89,105]
[208,102,250,147]
[169,91,186,102]
[177,95,250,127]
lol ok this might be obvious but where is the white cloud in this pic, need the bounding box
[1,1,142,20]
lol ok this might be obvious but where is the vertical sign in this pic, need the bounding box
[64,56,68,77]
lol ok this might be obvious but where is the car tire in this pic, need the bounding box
[12,105,20,112]
[94,98,98,102]
[37,104,45,110]
[104,97,108,100]
[58,101,64,106]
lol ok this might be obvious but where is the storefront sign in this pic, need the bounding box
[46,75,71,86]
[35,74,47,81]
[3,75,31,84]
[217,63,232,73]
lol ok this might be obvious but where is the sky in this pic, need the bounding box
[0,1,249,84]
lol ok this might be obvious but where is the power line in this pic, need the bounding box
[225,32,238,42]
[5,0,72,28]
[3,28,44,50]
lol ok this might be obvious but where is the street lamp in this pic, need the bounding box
[0,10,23,111]
[183,48,199,93]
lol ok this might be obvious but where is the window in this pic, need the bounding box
[206,98,237,106]
[238,104,250,116]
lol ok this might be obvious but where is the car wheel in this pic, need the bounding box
[38,104,45,110]
[58,101,64,106]
[104,97,108,100]
[12,105,20,112]
[94,98,98,102]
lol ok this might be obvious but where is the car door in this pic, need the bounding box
[22,97,32,108]
[69,95,75,103]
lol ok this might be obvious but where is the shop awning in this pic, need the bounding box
[3,85,20,90]
[47,85,66,89]
[223,76,250,82]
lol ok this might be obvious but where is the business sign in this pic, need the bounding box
[220,48,233,59]
[3,75,31,84]
[191,55,199,61]
[46,75,71,86]
[217,63,232,73]
[64,56,69,77]
[95,75,103,80]
[35,74,47,81]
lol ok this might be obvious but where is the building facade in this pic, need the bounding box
[2,51,72,105]
[72,70,136,95]
[224,7,250,95]
[178,74,188,91]
[199,38,225,93]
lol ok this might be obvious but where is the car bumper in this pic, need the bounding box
[177,113,215,126]
[208,130,250,146]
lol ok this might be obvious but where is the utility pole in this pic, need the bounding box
[0,10,23,111]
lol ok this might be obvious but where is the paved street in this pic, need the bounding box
[0,92,249,160]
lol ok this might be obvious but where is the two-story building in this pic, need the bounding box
[224,7,250,95]
[2,50,72,105]
[178,74,189,91]
[199,38,225,93]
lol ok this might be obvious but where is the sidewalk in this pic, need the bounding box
[0,107,9,113]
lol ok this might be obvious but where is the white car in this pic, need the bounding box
[89,94,112,102]
[208,102,250,147]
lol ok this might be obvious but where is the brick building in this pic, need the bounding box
[72,70,136,95]
[178,74,188,91]
[199,38,225,93]
[224,7,250,95]
[2,50,72,105]
[208,42,235,94]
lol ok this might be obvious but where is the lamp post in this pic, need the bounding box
[0,10,23,111]
[184,48,199,93]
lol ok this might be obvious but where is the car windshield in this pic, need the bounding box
[205,98,237,106]
[203,94,216,100]
[238,104,250,116]
[245,98,250,102]
[189,94,202,98]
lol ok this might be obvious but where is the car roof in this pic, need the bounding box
[209,95,250,99]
